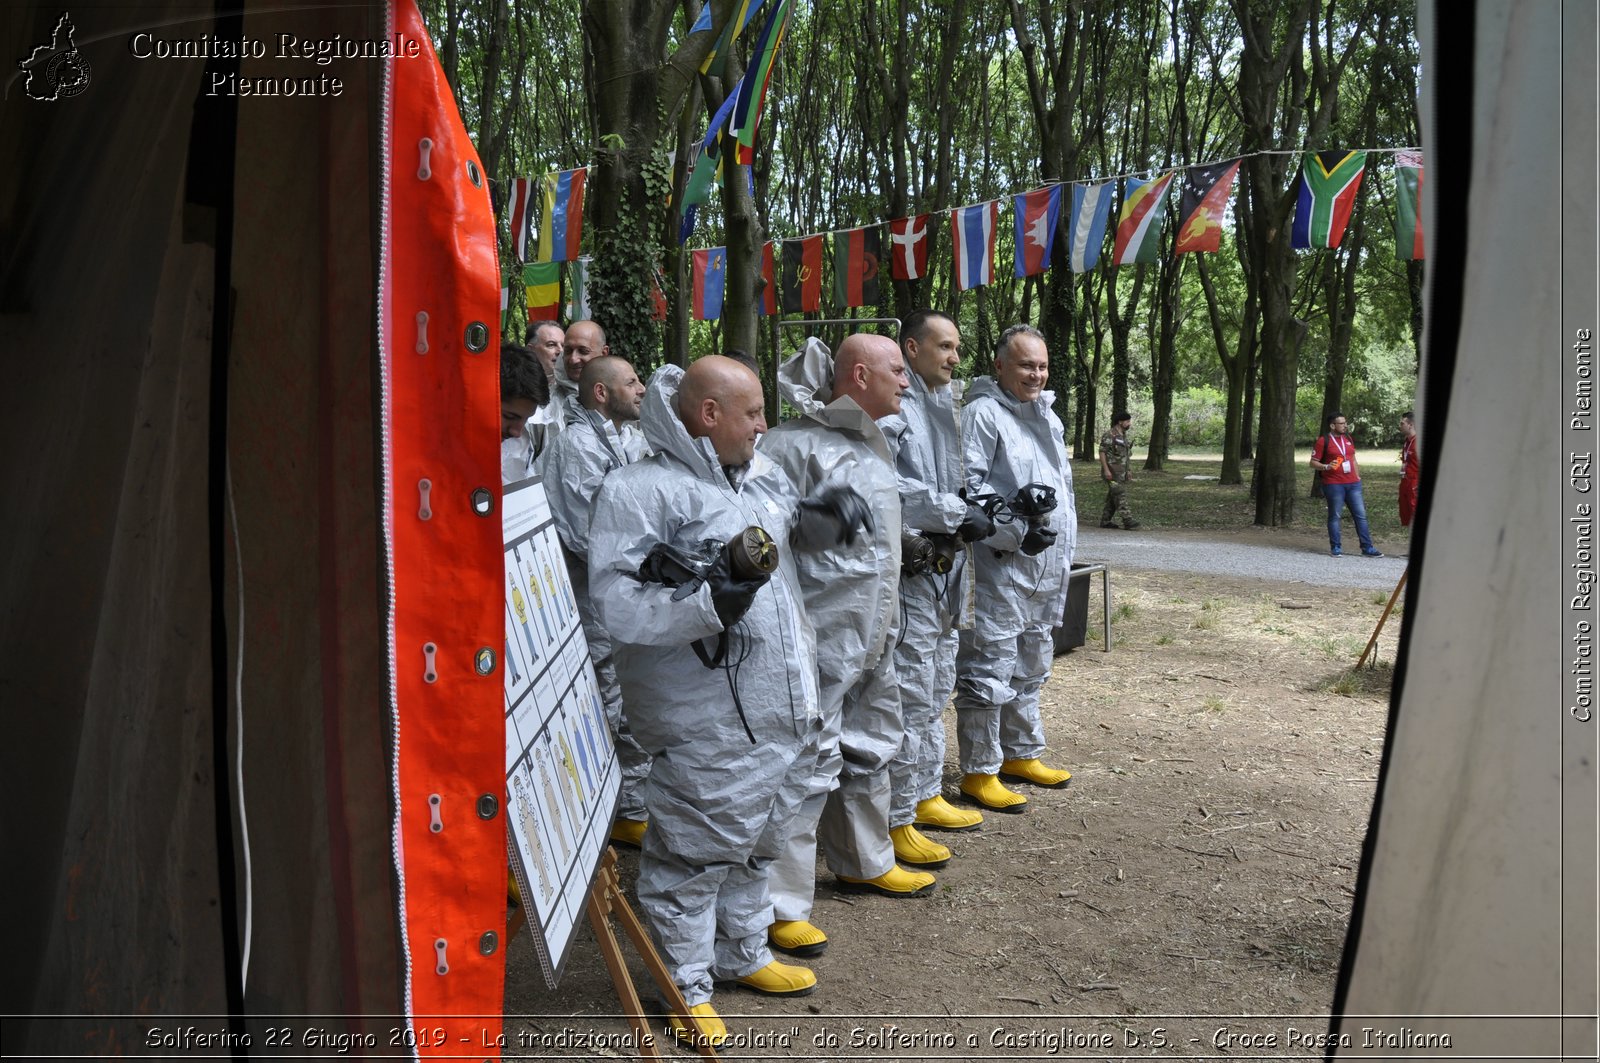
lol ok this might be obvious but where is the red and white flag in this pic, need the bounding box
[505,177,534,261]
[888,214,930,280]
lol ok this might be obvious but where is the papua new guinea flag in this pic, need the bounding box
[1112,172,1175,266]
[1291,150,1367,249]
[1174,160,1241,254]
[832,226,882,307]
[1013,185,1062,278]
[692,247,726,320]
[1393,148,1425,260]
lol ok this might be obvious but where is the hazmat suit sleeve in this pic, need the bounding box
[963,402,1027,553]
[884,418,965,535]
[588,470,726,647]
[543,430,611,560]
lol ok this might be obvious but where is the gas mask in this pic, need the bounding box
[638,526,779,599]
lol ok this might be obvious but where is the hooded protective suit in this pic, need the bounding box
[760,339,904,919]
[539,402,651,821]
[878,368,970,827]
[589,364,822,1006]
[955,376,1077,774]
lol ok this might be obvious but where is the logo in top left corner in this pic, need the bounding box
[18,12,91,101]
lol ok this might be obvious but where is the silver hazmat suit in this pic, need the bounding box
[954,376,1077,774]
[588,364,822,1006]
[760,339,904,921]
[878,369,970,827]
[539,403,652,821]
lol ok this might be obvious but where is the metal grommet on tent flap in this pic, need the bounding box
[463,321,489,352]
[474,647,496,676]
[418,478,433,520]
[428,793,443,833]
[476,793,498,819]
[471,487,494,516]
[466,159,482,187]
[422,642,438,683]
[417,137,433,180]
[434,938,449,975]
[415,311,429,354]
[478,931,498,956]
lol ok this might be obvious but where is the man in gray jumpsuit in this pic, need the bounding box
[880,312,995,872]
[589,357,870,1038]
[540,355,652,848]
[955,324,1077,813]
[762,334,935,962]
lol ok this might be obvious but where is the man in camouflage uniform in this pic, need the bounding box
[1099,411,1139,530]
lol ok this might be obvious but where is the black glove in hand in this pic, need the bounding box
[706,547,770,628]
[797,484,874,546]
[1020,524,1058,556]
[958,499,996,543]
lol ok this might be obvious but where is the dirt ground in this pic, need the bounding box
[503,557,1403,1061]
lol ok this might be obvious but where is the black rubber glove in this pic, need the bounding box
[797,484,875,546]
[705,545,770,628]
[958,499,996,543]
[1020,524,1058,556]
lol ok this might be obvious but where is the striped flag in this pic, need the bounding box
[1291,150,1367,249]
[1066,182,1115,272]
[729,0,792,164]
[888,215,930,280]
[832,227,882,307]
[950,201,999,290]
[537,167,587,262]
[1112,172,1175,266]
[505,177,534,261]
[1013,185,1062,278]
[564,256,591,321]
[1174,160,1241,254]
[1393,149,1425,260]
[692,247,726,321]
[523,262,559,323]
[781,236,823,313]
[690,0,765,78]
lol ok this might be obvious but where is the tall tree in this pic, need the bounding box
[583,1,732,363]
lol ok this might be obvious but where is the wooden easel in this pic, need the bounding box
[1357,566,1408,669]
[508,847,720,1060]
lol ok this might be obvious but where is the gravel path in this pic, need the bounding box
[1072,526,1410,590]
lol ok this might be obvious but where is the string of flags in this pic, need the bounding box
[503,147,1422,327]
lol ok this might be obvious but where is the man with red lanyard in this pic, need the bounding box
[1310,412,1383,557]
[1398,410,1421,528]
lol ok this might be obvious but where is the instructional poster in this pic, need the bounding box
[502,474,620,988]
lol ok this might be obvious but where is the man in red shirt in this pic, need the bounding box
[1398,411,1421,527]
[1309,412,1383,557]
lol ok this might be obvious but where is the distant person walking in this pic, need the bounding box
[1098,411,1139,529]
[1398,411,1421,528]
[1310,412,1383,558]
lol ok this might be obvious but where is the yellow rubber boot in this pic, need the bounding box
[732,959,818,997]
[669,1002,729,1047]
[609,818,647,849]
[889,824,951,869]
[836,864,937,898]
[959,772,1028,813]
[770,919,829,958]
[999,757,1073,789]
[914,794,984,832]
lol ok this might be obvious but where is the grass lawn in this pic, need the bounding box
[1070,445,1410,541]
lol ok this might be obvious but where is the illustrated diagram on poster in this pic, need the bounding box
[502,474,620,988]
